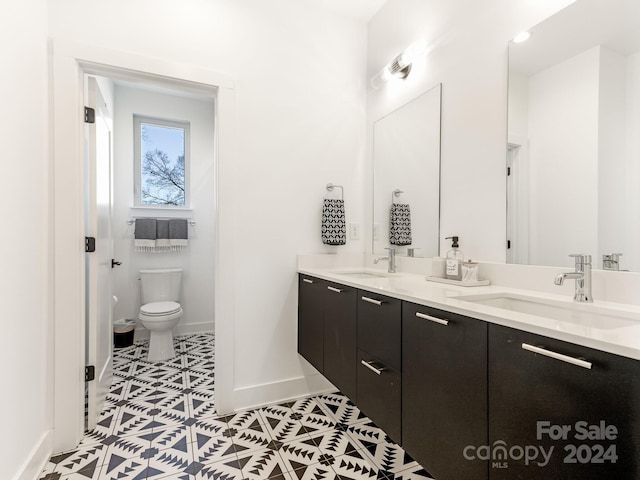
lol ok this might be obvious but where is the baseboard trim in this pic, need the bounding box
[12,429,53,480]
[175,323,215,337]
[133,323,214,342]
[232,374,336,413]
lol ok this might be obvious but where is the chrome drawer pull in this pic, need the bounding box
[361,360,385,375]
[522,343,592,370]
[362,296,383,306]
[302,278,314,284]
[416,312,449,326]
[327,286,343,293]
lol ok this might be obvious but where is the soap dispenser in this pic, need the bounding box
[445,236,464,281]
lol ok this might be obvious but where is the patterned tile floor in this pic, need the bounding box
[40,333,434,480]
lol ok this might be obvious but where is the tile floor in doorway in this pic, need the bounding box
[40,333,433,480]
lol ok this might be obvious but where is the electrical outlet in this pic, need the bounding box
[373,223,379,240]
[350,222,360,240]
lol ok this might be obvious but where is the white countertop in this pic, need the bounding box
[298,266,640,362]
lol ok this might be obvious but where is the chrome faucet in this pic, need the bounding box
[374,247,397,273]
[554,254,593,303]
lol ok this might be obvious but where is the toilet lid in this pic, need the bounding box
[140,301,181,316]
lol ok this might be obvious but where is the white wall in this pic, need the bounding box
[598,47,627,268]
[112,84,216,335]
[528,47,600,267]
[49,0,366,411]
[625,52,640,272]
[1,0,53,478]
[367,0,576,262]
[507,70,529,139]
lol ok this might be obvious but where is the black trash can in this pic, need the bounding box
[113,319,135,348]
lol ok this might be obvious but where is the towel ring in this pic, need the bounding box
[391,189,404,203]
[326,183,344,201]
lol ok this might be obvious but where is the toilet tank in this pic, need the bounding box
[140,268,183,304]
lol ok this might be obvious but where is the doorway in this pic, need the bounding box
[506,137,529,265]
[51,40,236,452]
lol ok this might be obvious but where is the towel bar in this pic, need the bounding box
[127,217,196,226]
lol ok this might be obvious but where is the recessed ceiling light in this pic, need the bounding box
[513,31,531,44]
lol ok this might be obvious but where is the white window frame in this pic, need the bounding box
[133,115,191,208]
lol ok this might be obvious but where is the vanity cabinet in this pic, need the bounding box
[299,274,640,480]
[489,324,640,480]
[402,302,488,480]
[297,275,357,400]
[357,291,403,443]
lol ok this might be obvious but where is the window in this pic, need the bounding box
[134,115,190,207]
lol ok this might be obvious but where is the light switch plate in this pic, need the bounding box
[350,222,360,240]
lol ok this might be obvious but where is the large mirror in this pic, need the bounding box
[507,0,640,272]
[373,84,442,256]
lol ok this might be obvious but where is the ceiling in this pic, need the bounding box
[509,0,640,76]
[305,0,387,22]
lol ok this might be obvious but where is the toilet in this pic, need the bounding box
[139,268,183,361]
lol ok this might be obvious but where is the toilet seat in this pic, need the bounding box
[140,301,182,316]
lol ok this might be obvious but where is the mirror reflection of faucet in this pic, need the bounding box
[374,247,397,273]
[602,253,622,271]
[554,254,593,303]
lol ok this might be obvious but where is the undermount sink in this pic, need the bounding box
[453,293,639,330]
[335,271,390,279]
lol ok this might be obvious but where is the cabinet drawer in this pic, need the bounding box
[357,291,402,371]
[357,349,401,443]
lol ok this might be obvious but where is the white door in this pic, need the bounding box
[86,77,114,431]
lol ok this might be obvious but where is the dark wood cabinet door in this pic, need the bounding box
[357,291,402,371]
[402,302,488,480]
[489,324,640,480]
[324,282,357,400]
[357,349,402,443]
[297,275,325,373]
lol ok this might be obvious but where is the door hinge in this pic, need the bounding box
[84,106,95,124]
[507,240,512,249]
[507,167,511,176]
[85,236,96,253]
[85,365,95,382]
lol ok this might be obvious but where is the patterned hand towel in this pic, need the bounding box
[390,203,412,246]
[322,199,346,245]
[169,219,189,251]
[134,218,157,252]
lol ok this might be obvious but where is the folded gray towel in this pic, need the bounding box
[390,203,412,246]
[134,218,157,240]
[169,219,188,240]
[169,219,189,250]
[156,219,170,249]
[134,218,157,252]
[322,199,346,246]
